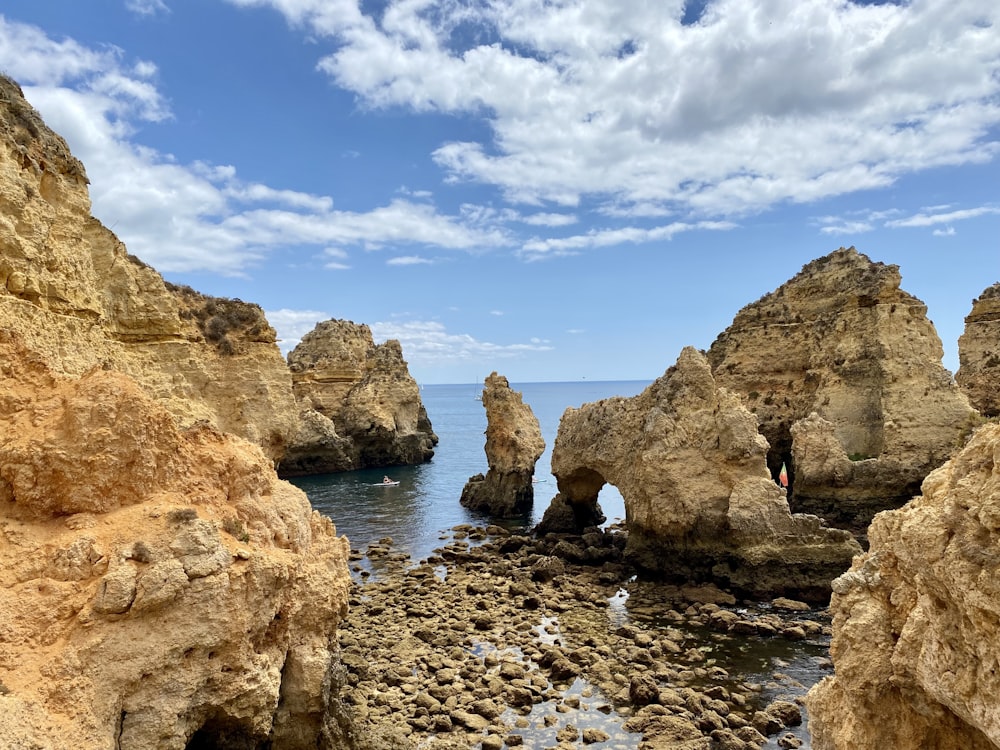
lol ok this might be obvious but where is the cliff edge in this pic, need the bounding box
[806,420,1000,750]
[0,75,298,460]
[957,282,1000,418]
[0,331,354,748]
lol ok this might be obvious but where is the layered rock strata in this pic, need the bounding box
[806,421,1000,750]
[957,282,1000,418]
[280,319,437,476]
[544,347,860,600]
[707,247,976,528]
[0,332,353,749]
[0,75,299,461]
[460,372,545,517]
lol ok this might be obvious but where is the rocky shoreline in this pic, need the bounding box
[340,524,830,750]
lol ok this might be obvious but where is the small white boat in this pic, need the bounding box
[372,480,400,487]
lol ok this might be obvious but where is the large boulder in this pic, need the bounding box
[0,331,354,749]
[957,282,1000,418]
[545,347,860,600]
[281,319,437,475]
[707,247,977,528]
[0,75,299,461]
[806,421,1000,750]
[460,372,545,517]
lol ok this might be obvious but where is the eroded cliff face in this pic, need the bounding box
[806,421,1000,750]
[544,347,860,600]
[281,319,437,476]
[957,282,1000,418]
[460,372,545,517]
[0,332,353,749]
[0,75,298,460]
[707,247,976,528]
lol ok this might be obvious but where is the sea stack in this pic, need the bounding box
[460,372,545,518]
[707,247,976,529]
[280,319,438,476]
[956,282,1000,418]
[544,347,860,600]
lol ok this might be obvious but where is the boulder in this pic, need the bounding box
[545,346,860,600]
[707,247,977,528]
[956,282,1000,418]
[281,319,437,475]
[805,421,1000,750]
[460,372,545,517]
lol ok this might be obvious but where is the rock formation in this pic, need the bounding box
[460,372,545,517]
[0,75,298,461]
[957,282,1000,418]
[280,319,437,476]
[543,347,860,600]
[806,421,1000,750]
[707,247,977,528]
[0,331,354,749]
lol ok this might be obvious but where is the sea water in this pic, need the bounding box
[291,380,649,563]
[290,380,823,748]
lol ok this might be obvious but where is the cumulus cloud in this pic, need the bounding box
[520,220,736,259]
[0,17,513,275]
[227,0,1000,217]
[819,204,1000,236]
[125,0,170,17]
[886,205,1000,228]
[369,320,554,367]
[265,308,331,353]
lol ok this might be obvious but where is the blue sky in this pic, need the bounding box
[1,0,997,384]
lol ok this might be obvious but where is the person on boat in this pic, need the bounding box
[383,475,393,484]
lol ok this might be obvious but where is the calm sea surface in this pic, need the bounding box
[291,380,649,562]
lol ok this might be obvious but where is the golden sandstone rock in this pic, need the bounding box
[0,332,352,748]
[807,421,1000,750]
[957,282,1000,418]
[460,371,545,517]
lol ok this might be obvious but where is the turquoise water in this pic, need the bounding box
[290,380,649,562]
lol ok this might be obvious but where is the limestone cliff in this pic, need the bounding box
[0,75,299,460]
[707,247,976,528]
[806,421,1000,750]
[0,331,354,749]
[280,319,437,476]
[957,282,1000,418]
[543,347,860,600]
[460,372,545,517]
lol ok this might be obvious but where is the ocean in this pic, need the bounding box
[290,379,651,563]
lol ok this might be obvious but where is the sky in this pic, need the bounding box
[0,0,997,385]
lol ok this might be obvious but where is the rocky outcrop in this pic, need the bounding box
[280,319,437,476]
[0,75,298,461]
[544,347,860,600]
[460,372,545,517]
[707,247,977,528]
[957,282,1000,418]
[806,421,1000,750]
[0,331,353,749]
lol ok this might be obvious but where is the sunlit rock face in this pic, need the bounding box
[957,282,1000,418]
[461,372,545,517]
[707,246,977,529]
[0,332,353,749]
[281,319,437,475]
[806,421,1000,750]
[0,75,298,461]
[544,347,860,601]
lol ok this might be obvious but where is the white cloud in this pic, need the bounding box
[886,205,1000,228]
[0,18,513,275]
[933,226,957,237]
[817,219,875,235]
[521,212,578,227]
[125,0,170,16]
[369,320,553,367]
[520,220,735,259]
[232,0,1000,217]
[387,255,434,265]
[265,308,331,353]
